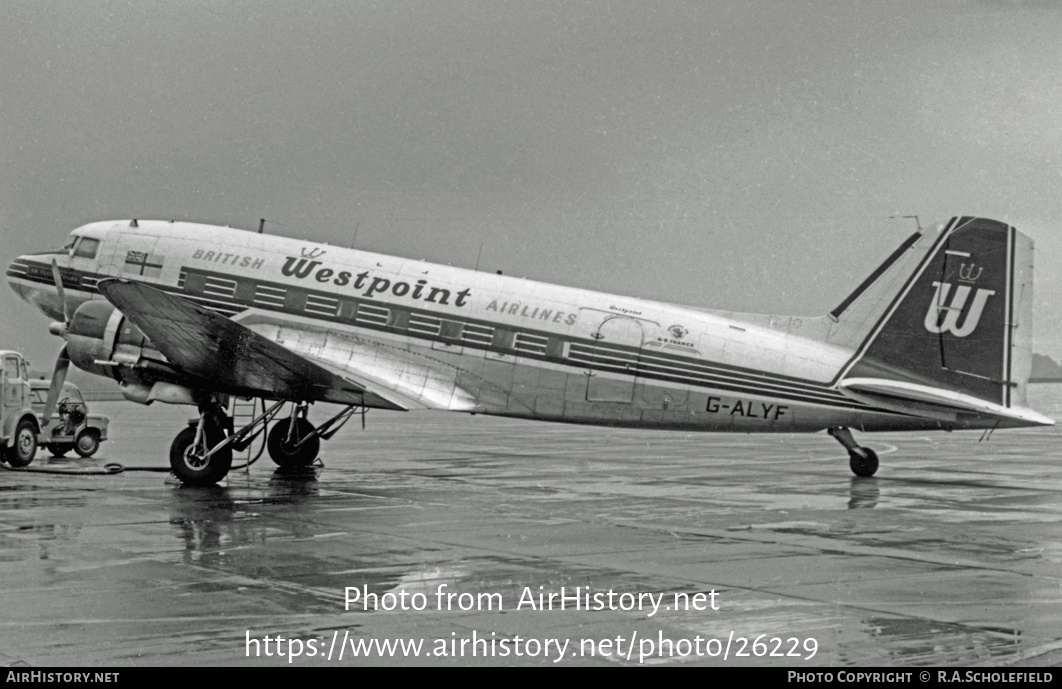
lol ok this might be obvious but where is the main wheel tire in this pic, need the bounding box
[6,418,38,468]
[49,444,72,458]
[267,417,320,468]
[170,425,233,486]
[74,429,100,458]
[849,448,879,478]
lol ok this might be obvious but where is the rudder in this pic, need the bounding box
[842,217,1031,408]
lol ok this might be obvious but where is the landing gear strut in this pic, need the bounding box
[828,427,879,478]
[170,402,233,487]
[266,401,365,469]
[268,403,320,468]
[167,398,363,485]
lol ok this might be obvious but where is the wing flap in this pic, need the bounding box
[97,279,407,410]
[242,322,479,412]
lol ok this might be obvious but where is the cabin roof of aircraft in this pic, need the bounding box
[67,218,912,328]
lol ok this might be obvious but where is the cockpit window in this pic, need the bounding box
[62,235,78,251]
[73,237,100,259]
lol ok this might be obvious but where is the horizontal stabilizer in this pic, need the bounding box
[839,377,1055,426]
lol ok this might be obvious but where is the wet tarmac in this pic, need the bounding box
[1,388,1060,667]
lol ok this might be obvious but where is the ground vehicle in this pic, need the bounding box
[29,379,109,457]
[0,350,41,466]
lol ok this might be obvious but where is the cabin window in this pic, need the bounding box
[544,338,566,358]
[439,320,464,340]
[492,329,516,349]
[387,309,410,329]
[74,238,100,259]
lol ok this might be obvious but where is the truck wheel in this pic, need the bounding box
[74,430,101,458]
[6,419,38,467]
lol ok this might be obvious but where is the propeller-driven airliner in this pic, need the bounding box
[6,216,1053,485]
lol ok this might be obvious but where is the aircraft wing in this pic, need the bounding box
[96,279,408,410]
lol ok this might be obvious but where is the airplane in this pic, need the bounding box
[5,215,1054,486]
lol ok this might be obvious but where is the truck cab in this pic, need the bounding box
[0,351,40,467]
[29,380,110,458]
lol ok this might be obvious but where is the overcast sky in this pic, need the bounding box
[2,0,1061,368]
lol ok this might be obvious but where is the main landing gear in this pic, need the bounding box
[267,402,321,469]
[828,427,879,478]
[170,403,234,487]
[168,398,364,486]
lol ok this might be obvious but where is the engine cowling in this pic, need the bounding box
[67,300,141,376]
[66,300,191,403]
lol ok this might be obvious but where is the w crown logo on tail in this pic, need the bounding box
[923,281,995,337]
[958,262,983,283]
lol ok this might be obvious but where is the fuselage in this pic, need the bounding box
[6,219,996,434]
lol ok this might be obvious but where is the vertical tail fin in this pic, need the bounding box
[841,217,1035,411]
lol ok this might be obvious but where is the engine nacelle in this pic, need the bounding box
[66,300,190,403]
[67,300,141,376]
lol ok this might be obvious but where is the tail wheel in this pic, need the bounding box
[267,417,320,468]
[170,424,233,486]
[6,419,38,467]
[74,429,100,458]
[849,448,879,478]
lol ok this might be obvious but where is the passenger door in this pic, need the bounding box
[584,316,645,403]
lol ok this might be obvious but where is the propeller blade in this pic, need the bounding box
[50,258,69,324]
[40,345,70,426]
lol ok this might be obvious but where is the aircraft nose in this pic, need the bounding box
[6,253,67,321]
[7,254,32,300]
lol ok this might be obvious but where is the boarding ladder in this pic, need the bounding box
[230,397,267,469]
